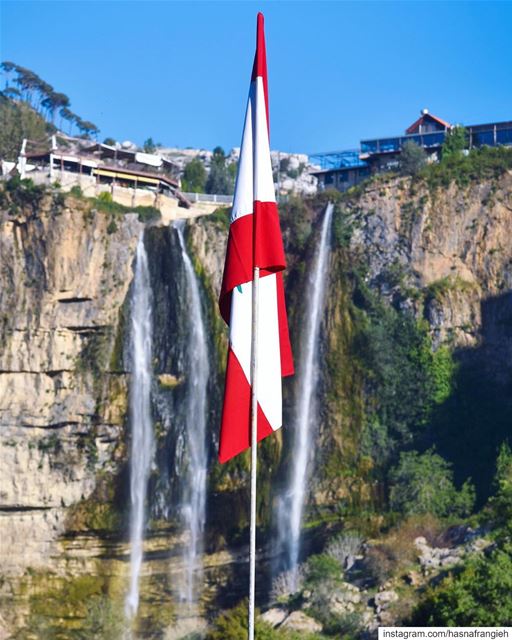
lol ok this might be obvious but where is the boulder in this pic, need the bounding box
[405,570,423,587]
[374,590,398,609]
[440,554,462,567]
[281,611,322,634]
[260,608,288,628]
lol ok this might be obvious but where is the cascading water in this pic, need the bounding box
[276,202,334,588]
[175,222,210,607]
[125,235,155,619]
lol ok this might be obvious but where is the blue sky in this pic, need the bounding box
[1,1,511,154]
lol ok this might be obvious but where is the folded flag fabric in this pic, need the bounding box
[218,12,294,464]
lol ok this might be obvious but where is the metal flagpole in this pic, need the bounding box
[248,265,260,640]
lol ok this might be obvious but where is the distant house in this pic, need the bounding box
[311,109,512,192]
[405,111,451,135]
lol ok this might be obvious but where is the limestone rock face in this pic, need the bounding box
[187,214,228,298]
[0,188,236,637]
[350,173,512,352]
[0,194,142,579]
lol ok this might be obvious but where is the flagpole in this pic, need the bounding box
[248,265,260,640]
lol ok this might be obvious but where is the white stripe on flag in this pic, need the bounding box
[253,77,275,203]
[229,273,282,430]
[231,77,275,224]
[232,87,254,223]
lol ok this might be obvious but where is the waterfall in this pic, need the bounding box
[276,202,334,589]
[175,222,210,607]
[125,235,155,619]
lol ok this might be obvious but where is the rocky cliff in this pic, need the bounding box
[0,153,511,637]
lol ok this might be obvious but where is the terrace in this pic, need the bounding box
[361,121,512,158]
[309,149,368,171]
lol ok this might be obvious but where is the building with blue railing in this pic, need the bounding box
[311,109,512,192]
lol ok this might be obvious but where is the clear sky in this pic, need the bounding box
[1,0,511,155]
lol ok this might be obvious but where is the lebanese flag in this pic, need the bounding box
[218,13,293,464]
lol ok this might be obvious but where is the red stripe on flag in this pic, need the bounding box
[219,215,253,323]
[219,347,274,463]
[219,203,286,324]
[253,201,286,271]
[276,271,294,377]
[251,12,269,135]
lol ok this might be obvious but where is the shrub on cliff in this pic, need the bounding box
[355,288,456,467]
[441,125,467,159]
[389,449,475,518]
[483,442,512,538]
[419,144,512,189]
[206,600,325,640]
[400,140,427,176]
[0,175,46,214]
[305,554,343,585]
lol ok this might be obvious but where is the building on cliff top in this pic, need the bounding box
[5,134,193,213]
[311,109,512,192]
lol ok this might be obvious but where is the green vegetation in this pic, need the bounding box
[37,433,62,456]
[106,219,118,234]
[0,93,49,159]
[419,145,512,189]
[1,61,99,141]
[0,175,46,214]
[206,146,236,195]
[20,568,174,639]
[332,205,356,248]
[206,601,326,640]
[441,125,467,159]
[305,554,343,585]
[182,156,207,192]
[279,194,314,254]
[354,284,456,469]
[279,157,305,180]
[424,275,475,303]
[80,596,126,639]
[400,140,427,176]
[413,544,512,625]
[485,442,512,537]
[75,328,111,381]
[69,184,83,198]
[92,191,161,222]
[24,573,106,636]
[142,136,161,153]
[406,422,512,624]
[208,204,231,230]
[389,449,475,517]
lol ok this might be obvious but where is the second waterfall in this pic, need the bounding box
[175,222,210,607]
[276,202,334,588]
[126,234,155,619]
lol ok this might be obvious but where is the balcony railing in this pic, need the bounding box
[309,149,368,170]
[361,131,446,155]
[182,192,233,205]
[361,125,512,156]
